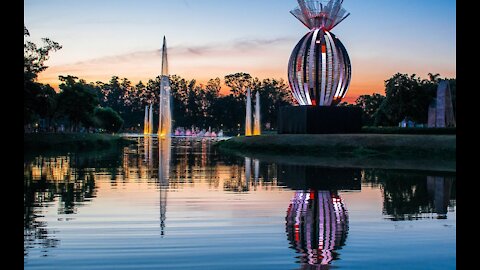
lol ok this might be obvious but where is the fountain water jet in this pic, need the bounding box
[253,91,261,136]
[149,104,153,134]
[158,36,172,137]
[245,88,252,136]
[144,105,149,134]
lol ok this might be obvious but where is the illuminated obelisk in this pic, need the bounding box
[148,104,153,134]
[245,88,252,136]
[144,105,149,134]
[253,91,261,136]
[158,36,172,137]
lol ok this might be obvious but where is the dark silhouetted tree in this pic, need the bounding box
[355,94,386,126]
[57,76,100,131]
[94,107,124,133]
[24,25,62,82]
[224,72,253,98]
[375,73,435,126]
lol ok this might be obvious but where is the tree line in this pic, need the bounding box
[24,27,293,134]
[96,72,294,133]
[344,73,456,127]
[25,26,455,133]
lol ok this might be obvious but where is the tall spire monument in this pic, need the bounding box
[158,36,172,137]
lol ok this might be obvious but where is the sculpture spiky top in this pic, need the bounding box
[287,0,352,106]
[290,0,350,30]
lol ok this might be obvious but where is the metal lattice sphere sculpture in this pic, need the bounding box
[288,0,351,106]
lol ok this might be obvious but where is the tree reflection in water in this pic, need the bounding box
[24,149,122,258]
[278,164,456,269]
[361,169,456,220]
[24,139,456,267]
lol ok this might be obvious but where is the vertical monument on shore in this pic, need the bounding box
[428,80,456,128]
[158,36,172,137]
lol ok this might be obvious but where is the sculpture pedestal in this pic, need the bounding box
[277,106,362,134]
[277,164,361,190]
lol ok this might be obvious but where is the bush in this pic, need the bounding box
[94,107,124,133]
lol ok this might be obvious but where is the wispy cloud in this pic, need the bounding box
[234,37,294,51]
[37,37,295,90]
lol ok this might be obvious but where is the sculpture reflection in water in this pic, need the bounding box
[279,165,361,269]
[286,190,348,268]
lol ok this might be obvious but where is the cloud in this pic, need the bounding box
[185,46,212,55]
[37,36,295,91]
[233,37,295,51]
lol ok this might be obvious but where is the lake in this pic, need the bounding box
[24,136,456,269]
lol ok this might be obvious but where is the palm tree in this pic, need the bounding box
[427,73,441,82]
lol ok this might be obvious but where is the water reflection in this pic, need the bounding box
[158,137,171,236]
[277,164,361,269]
[24,155,101,257]
[426,176,454,219]
[286,191,348,269]
[361,169,456,220]
[24,138,456,269]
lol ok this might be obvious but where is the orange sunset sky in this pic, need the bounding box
[26,0,456,103]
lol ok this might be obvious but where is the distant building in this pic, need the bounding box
[399,118,415,128]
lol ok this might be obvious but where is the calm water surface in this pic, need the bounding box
[24,137,456,269]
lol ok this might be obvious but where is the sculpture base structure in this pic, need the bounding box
[277,164,361,191]
[278,106,362,134]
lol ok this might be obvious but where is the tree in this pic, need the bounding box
[355,94,386,126]
[254,78,293,129]
[24,26,62,127]
[57,76,100,131]
[214,94,243,131]
[24,26,62,82]
[94,107,124,133]
[427,73,441,83]
[224,72,253,98]
[375,73,435,126]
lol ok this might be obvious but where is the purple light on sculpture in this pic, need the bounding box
[286,190,349,267]
[288,0,352,106]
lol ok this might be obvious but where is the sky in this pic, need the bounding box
[24,0,456,103]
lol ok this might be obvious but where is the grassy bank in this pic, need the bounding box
[361,126,456,135]
[24,133,136,153]
[216,134,456,160]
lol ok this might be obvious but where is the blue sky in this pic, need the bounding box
[24,0,456,100]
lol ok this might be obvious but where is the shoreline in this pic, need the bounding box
[24,133,136,153]
[216,134,456,172]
